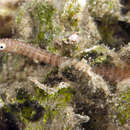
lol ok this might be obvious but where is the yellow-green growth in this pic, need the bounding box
[79,46,111,65]
[116,89,130,125]
[61,0,81,30]
[33,1,61,52]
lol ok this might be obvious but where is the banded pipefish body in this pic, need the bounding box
[0,38,129,83]
[0,38,70,67]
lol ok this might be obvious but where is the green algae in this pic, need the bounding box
[61,0,81,31]
[116,88,130,125]
[15,9,24,24]
[42,87,73,126]
[79,46,111,65]
[0,84,73,129]
[33,85,73,107]
[34,2,56,43]
[32,1,61,53]
[0,88,44,126]
[16,88,32,104]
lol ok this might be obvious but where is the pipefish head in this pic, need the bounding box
[0,39,15,52]
[0,42,7,52]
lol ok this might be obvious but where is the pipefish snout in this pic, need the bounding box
[0,38,129,83]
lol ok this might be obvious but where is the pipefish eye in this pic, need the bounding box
[0,43,6,50]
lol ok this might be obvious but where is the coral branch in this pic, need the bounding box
[28,77,70,94]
